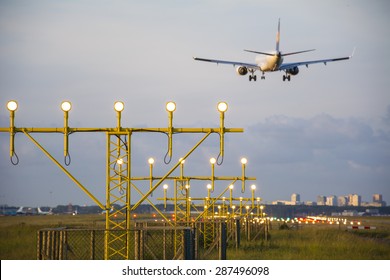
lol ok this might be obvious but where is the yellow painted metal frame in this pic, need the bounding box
[0,101,248,259]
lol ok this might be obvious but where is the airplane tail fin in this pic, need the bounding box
[244,19,315,57]
[276,18,280,53]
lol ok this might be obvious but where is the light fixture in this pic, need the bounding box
[166,101,176,112]
[229,184,234,190]
[210,157,216,164]
[148,158,155,165]
[251,184,256,190]
[117,158,124,165]
[7,100,18,112]
[207,184,212,190]
[61,101,72,112]
[163,184,168,190]
[217,102,228,113]
[241,158,248,165]
[114,101,124,112]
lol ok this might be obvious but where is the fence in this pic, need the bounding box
[37,219,269,260]
[37,226,193,260]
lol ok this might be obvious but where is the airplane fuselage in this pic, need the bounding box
[257,55,283,72]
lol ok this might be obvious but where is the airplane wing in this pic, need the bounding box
[279,55,351,71]
[193,57,259,70]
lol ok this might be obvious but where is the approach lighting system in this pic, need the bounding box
[217,102,228,113]
[0,99,254,260]
[165,101,176,164]
[7,100,18,112]
[114,101,124,112]
[166,101,176,112]
[217,101,228,164]
[6,100,18,164]
[61,101,72,112]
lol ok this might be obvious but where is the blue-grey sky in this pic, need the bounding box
[0,0,389,207]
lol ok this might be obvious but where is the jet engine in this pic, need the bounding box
[286,66,299,75]
[236,66,248,76]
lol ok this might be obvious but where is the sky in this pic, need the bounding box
[0,0,389,207]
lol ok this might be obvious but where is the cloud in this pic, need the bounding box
[245,113,390,167]
[236,112,390,201]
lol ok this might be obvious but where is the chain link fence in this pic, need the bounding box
[37,227,192,260]
[37,219,269,260]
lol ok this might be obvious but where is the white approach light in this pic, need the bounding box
[241,158,248,165]
[166,101,176,112]
[7,100,18,112]
[210,158,216,164]
[61,101,72,112]
[251,184,256,190]
[217,102,228,113]
[148,158,155,165]
[114,101,124,112]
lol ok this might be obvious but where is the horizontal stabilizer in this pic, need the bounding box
[244,49,275,56]
[282,49,315,56]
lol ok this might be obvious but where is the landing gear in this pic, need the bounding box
[249,75,257,81]
[283,74,291,81]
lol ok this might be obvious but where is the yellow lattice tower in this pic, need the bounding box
[105,132,131,259]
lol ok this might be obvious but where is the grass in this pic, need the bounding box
[232,226,390,259]
[0,215,105,259]
[1,215,390,260]
[227,218,390,260]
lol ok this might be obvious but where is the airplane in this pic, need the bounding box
[193,19,353,81]
[16,206,35,215]
[37,207,53,215]
[101,206,115,215]
[16,206,26,215]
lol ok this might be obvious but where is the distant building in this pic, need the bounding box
[291,193,301,205]
[373,194,382,203]
[342,210,358,216]
[272,200,294,205]
[349,194,361,206]
[305,201,317,206]
[326,195,337,206]
[317,195,326,206]
[338,196,348,207]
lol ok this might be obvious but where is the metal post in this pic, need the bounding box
[219,222,227,260]
[235,218,241,249]
[183,228,193,260]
